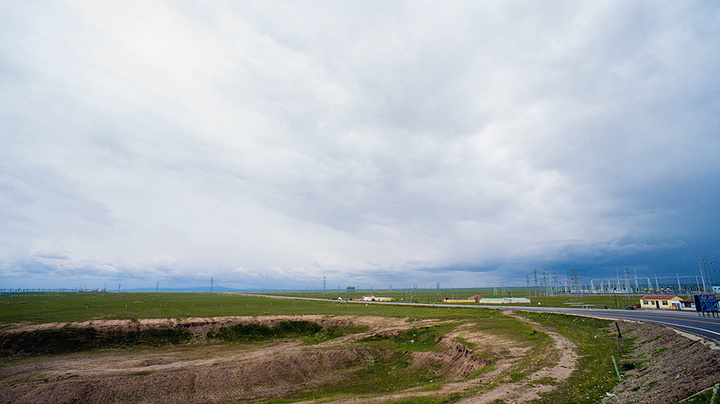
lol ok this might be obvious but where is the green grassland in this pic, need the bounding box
[0,290,651,324]
[0,291,633,403]
[0,291,518,323]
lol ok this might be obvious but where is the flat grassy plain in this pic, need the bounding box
[0,290,646,324]
[1,292,336,323]
[0,291,525,323]
[0,291,631,403]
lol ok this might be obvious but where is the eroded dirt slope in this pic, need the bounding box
[602,320,720,404]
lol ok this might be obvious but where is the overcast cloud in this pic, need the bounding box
[1,1,718,290]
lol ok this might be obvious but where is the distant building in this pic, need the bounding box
[478,297,531,304]
[443,298,476,303]
[442,296,531,304]
[640,295,683,310]
[360,295,393,302]
[679,298,695,311]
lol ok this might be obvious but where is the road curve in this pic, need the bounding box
[504,305,720,343]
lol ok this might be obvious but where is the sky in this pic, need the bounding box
[1,1,718,291]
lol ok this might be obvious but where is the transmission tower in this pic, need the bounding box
[700,256,714,292]
[634,268,640,291]
[525,275,530,297]
[620,268,631,296]
[570,268,581,296]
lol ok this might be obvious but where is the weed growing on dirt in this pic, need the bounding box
[454,335,476,351]
[304,324,368,345]
[273,349,431,402]
[458,312,554,387]
[386,397,457,404]
[676,387,714,403]
[652,346,668,355]
[355,351,434,392]
[205,321,366,346]
[268,323,471,402]
[468,363,495,378]
[206,320,322,342]
[470,311,552,347]
[362,323,455,352]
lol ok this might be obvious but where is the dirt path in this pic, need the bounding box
[448,311,578,404]
[311,311,579,404]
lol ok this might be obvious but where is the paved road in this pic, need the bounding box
[420,302,720,343]
[504,305,720,343]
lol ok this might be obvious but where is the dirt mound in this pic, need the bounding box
[602,321,720,404]
[1,348,362,403]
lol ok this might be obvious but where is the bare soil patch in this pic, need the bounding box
[601,320,720,404]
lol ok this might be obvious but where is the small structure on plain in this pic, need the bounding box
[640,295,682,310]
